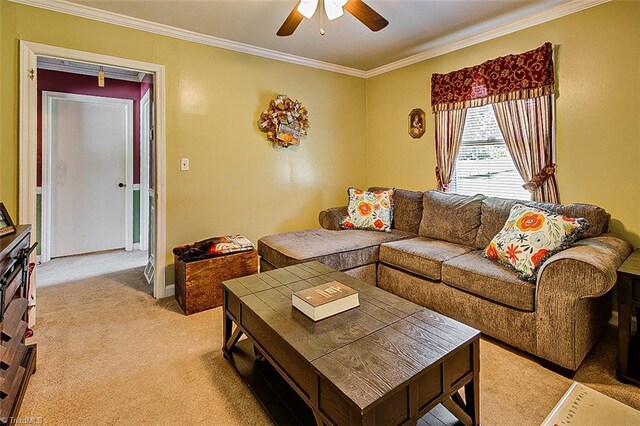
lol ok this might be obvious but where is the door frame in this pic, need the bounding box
[19,41,168,299]
[41,91,134,262]
[139,89,151,252]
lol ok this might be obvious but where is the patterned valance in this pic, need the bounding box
[431,43,555,112]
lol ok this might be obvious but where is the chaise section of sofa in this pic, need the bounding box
[258,187,633,373]
[258,188,423,285]
[258,228,414,284]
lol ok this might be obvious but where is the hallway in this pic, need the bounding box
[37,250,148,288]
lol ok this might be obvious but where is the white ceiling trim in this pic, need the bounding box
[10,0,610,79]
[365,0,611,78]
[9,0,367,78]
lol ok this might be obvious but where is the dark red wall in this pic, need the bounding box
[37,69,153,186]
[141,73,153,100]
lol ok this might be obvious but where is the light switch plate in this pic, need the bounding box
[180,158,190,171]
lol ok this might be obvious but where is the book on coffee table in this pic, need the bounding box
[292,281,359,321]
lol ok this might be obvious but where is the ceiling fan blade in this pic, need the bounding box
[343,0,388,32]
[277,1,305,36]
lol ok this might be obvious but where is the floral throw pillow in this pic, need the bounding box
[484,204,588,282]
[340,187,394,232]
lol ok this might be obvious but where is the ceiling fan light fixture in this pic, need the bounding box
[324,0,346,20]
[297,0,319,19]
[278,0,387,37]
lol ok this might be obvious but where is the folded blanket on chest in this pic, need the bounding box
[173,235,254,262]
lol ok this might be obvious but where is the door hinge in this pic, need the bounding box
[28,68,35,81]
[149,128,155,141]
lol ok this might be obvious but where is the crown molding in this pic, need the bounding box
[364,0,611,78]
[10,0,610,79]
[9,0,367,78]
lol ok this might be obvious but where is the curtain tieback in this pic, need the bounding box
[435,166,449,191]
[523,164,556,192]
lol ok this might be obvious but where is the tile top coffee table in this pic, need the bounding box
[222,262,480,426]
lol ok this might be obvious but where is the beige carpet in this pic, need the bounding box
[20,255,640,425]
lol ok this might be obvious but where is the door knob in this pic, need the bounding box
[118,183,126,188]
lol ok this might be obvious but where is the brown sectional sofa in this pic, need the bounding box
[258,188,632,372]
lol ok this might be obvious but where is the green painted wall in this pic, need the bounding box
[35,193,41,255]
[133,189,140,244]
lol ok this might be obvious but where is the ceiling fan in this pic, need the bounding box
[277,0,389,37]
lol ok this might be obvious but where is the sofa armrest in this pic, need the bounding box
[537,233,633,298]
[318,206,348,231]
[535,233,632,370]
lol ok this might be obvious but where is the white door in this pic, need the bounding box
[139,89,150,252]
[43,92,133,260]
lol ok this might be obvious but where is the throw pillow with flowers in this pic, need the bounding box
[484,204,588,282]
[340,187,395,232]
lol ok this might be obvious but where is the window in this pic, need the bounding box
[449,105,530,200]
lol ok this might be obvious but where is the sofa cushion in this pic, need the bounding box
[419,190,486,246]
[475,197,610,249]
[258,228,414,271]
[379,237,474,281]
[368,187,423,234]
[561,203,609,238]
[476,197,521,249]
[442,251,536,311]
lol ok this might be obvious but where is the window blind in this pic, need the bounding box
[450,105,530,200]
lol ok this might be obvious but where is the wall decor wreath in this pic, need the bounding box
[258,94,309,148]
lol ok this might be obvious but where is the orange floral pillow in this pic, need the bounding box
[484,204,588,282]
[340,187,394,232]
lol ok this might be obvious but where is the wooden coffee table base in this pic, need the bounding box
[224,315,479,426]
[225,338,317,425]
[222,263,480,426]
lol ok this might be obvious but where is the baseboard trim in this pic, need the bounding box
[164,284,175,297]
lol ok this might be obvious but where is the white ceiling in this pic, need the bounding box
[65,0,574,72]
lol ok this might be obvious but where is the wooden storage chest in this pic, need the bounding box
[174,249,258,315]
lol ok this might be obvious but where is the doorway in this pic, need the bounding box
[19,42,168,325]
[37,60,152,262]
[42,91,134,260]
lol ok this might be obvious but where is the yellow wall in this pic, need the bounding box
[0,2,367,284]
[366,0,640,247]
[0,1,3,195]
[2,1,639,288]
